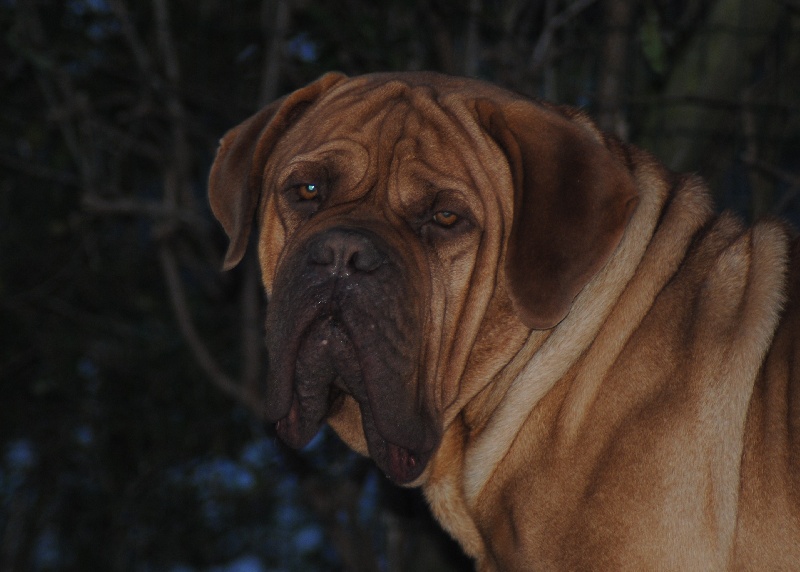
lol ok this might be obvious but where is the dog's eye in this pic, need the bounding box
[296,184,319,201]
[433,211,459,227]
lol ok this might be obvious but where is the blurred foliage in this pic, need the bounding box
[1,0,799,570]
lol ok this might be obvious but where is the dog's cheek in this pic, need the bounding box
[327,395,370,456]
[257,207,288,295]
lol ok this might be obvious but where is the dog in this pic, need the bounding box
[209,71,800,570]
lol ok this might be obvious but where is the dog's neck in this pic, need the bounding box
[461,149,682,504]
[423,147,714,567]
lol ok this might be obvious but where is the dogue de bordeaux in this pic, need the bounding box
[208,72,800,570]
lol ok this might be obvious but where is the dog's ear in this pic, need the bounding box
[208,72,347,270]
[477,99,638,329]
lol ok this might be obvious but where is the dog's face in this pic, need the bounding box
[209,72,637,484]
[256,76,516,484]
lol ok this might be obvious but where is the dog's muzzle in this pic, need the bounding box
[264,226,438,483]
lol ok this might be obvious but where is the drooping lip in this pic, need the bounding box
[263,303,325,423]
[266,310,350,447]
[355,395,436,484]
[266,309,438,484]
[274,386,433,484]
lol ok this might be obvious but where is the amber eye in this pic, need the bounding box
[296,184,319,200]
[433,211,459,227]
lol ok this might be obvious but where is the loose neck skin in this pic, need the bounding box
[422,153,722,567]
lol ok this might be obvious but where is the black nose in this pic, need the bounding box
[308,229,385,276]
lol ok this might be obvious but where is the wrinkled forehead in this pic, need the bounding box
[279,79,477,155]
[267,78,503,209]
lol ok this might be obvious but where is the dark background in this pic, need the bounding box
[2,0,799,570]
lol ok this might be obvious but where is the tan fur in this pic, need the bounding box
[209,72,800,570]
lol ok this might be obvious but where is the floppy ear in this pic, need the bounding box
[208,72,347,270]
[477,99,639,329]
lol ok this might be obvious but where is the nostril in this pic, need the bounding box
[350,246,382,273]
[309,240,335,267]
[308,229,385,275]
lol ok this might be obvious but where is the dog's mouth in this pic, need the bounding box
[266,307,437,484]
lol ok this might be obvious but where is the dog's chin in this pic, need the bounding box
[326,394,370,455]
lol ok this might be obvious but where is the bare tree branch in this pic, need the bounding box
[81,196,207,229]
[260,0,292,107]
[463,0,482,77]
[596,0,636,139]
[18,0,97,194]
[741,155,800,215]
[0,153,79,187]
[541,0,559,99]
[152,0,190,208]
[107,0,154,79]
[135,0,259,414]
[529,0,600,73]
[421,5,457,74]
[158,242,264,416]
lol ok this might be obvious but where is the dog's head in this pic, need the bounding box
[209,72,637,484]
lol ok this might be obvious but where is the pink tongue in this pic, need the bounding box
[387,442,419,483]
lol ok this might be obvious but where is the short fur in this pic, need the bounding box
[209,72,800,570]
